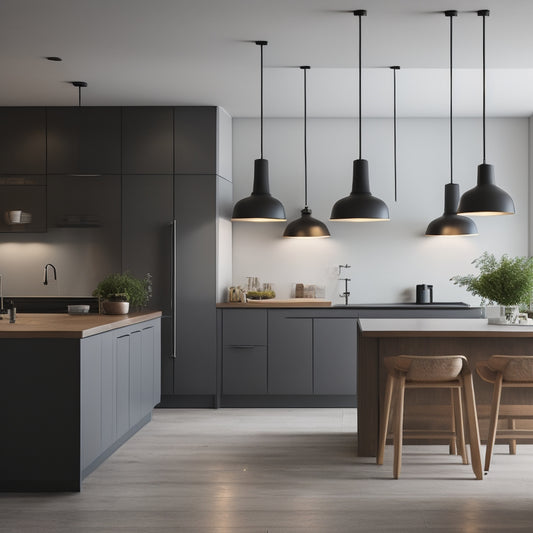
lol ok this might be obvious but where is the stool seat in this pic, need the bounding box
[377,355,483,480]
[476,355,533,471]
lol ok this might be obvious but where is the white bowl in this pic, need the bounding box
[68,304,90,314]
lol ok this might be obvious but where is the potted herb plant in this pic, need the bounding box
[451,252,533,323]
[93,272,152,315]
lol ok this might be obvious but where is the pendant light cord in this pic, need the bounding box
[257,41,266,159]
[391,66,400,202]
[447,11,456,184]
[481,11,487,164]
[302,67,309,208]
[357,12,363,160]
[78,86,82,107]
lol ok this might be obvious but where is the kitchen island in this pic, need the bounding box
[0,311,161,491]
[357,318,533,457]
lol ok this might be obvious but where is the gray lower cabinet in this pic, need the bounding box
[313,318,357,395]
[222,309,267,395]
[268,311,313,394]
[80,319,161,479]
[220,309,357,402]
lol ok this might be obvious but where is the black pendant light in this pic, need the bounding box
[457,10,515,216]
[284,67,330,239]
[426,11,478,237]
[330,10,389,222]
[232,41,286,222]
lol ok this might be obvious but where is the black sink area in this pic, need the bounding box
[333,302,471,309]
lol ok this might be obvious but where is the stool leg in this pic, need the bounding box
[485,374,503,472]
[449,389,457,455]
[508,418,517,455]
[462,372,483,480]
[453,387,468,465]
[377,372,395,465]
[393,373,406,479]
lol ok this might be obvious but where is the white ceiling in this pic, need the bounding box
[2,0,533,118]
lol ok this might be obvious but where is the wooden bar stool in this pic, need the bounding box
[476,355,533,472]
[377,355,483,480]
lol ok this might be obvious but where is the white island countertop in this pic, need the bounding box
[358,317,533,338]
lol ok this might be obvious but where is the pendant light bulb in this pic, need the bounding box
[232,41,286,222]
[426,10,478,237]
[284,67,330,238]
[457,10,515,216]
[330,10,389,222]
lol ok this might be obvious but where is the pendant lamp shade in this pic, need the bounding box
[232,41,286,222]
[284,66,330,238]
[425,11,477,237]
[330,160,389,221]
[457,10,515,217]
[426,183,478,236]
[330,10,389,222]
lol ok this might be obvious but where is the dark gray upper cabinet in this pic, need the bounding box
[174,107,216,174]
[122,107,174,174]
[0,108,46,174]
[46,107,121,175]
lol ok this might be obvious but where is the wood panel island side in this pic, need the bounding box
[357,318,533,457]
[0,311,161,491]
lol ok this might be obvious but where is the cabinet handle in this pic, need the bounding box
[171,219,177,359]
[227,345,256,349]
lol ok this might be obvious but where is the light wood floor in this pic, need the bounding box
[1,408,533,532]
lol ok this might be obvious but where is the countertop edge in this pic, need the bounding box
[0,311,162,339]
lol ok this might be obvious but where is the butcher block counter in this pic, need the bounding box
[357,318,533,457]
[0,311,162,338]
[0,311,161,491]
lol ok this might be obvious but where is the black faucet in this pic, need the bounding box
[43,263,57,286]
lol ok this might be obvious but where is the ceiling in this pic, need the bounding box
[2,0,533,118]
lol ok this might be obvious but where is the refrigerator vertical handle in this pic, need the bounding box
[171,219,177,359]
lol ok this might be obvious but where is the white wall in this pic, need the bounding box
[232,117,529,305]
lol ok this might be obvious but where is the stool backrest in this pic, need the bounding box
[488,355,533,382]
[388,355,466,382]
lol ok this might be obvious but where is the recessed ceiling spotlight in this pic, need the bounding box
[45,56,63,62]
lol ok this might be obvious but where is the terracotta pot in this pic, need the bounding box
[102,300,130,315]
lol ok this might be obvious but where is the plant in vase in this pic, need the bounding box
[451,252,533,324]
[93,272,152,315]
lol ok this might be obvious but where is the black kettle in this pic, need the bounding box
[416,284,433,304]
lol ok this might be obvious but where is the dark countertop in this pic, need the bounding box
[333,302,473,310]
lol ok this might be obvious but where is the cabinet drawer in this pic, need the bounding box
[223,346,267,394]
[222,309,267,346]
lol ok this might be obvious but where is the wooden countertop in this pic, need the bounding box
[359,318,533,338]
[0,311,162,339]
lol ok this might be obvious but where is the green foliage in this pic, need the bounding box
[451,252,533,307]
[93,272,152,311]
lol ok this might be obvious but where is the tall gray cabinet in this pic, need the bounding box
[122,106,232,407]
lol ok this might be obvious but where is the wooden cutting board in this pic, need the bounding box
[244,298,332,307]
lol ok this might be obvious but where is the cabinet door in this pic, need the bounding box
[116,334,130,436]
[268,311,313,394]
[81,335,102,469]
[122,174,173,315]
[129,330,143,426]
[314,319,357,395]
[141,325,156,414]
[174,174,217,394]
[46,108,121,175]
[174,107,216,174]
[0,108,46,173]
[223,346,267,394]
[122,107,174,174]
[222,309,267,346]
